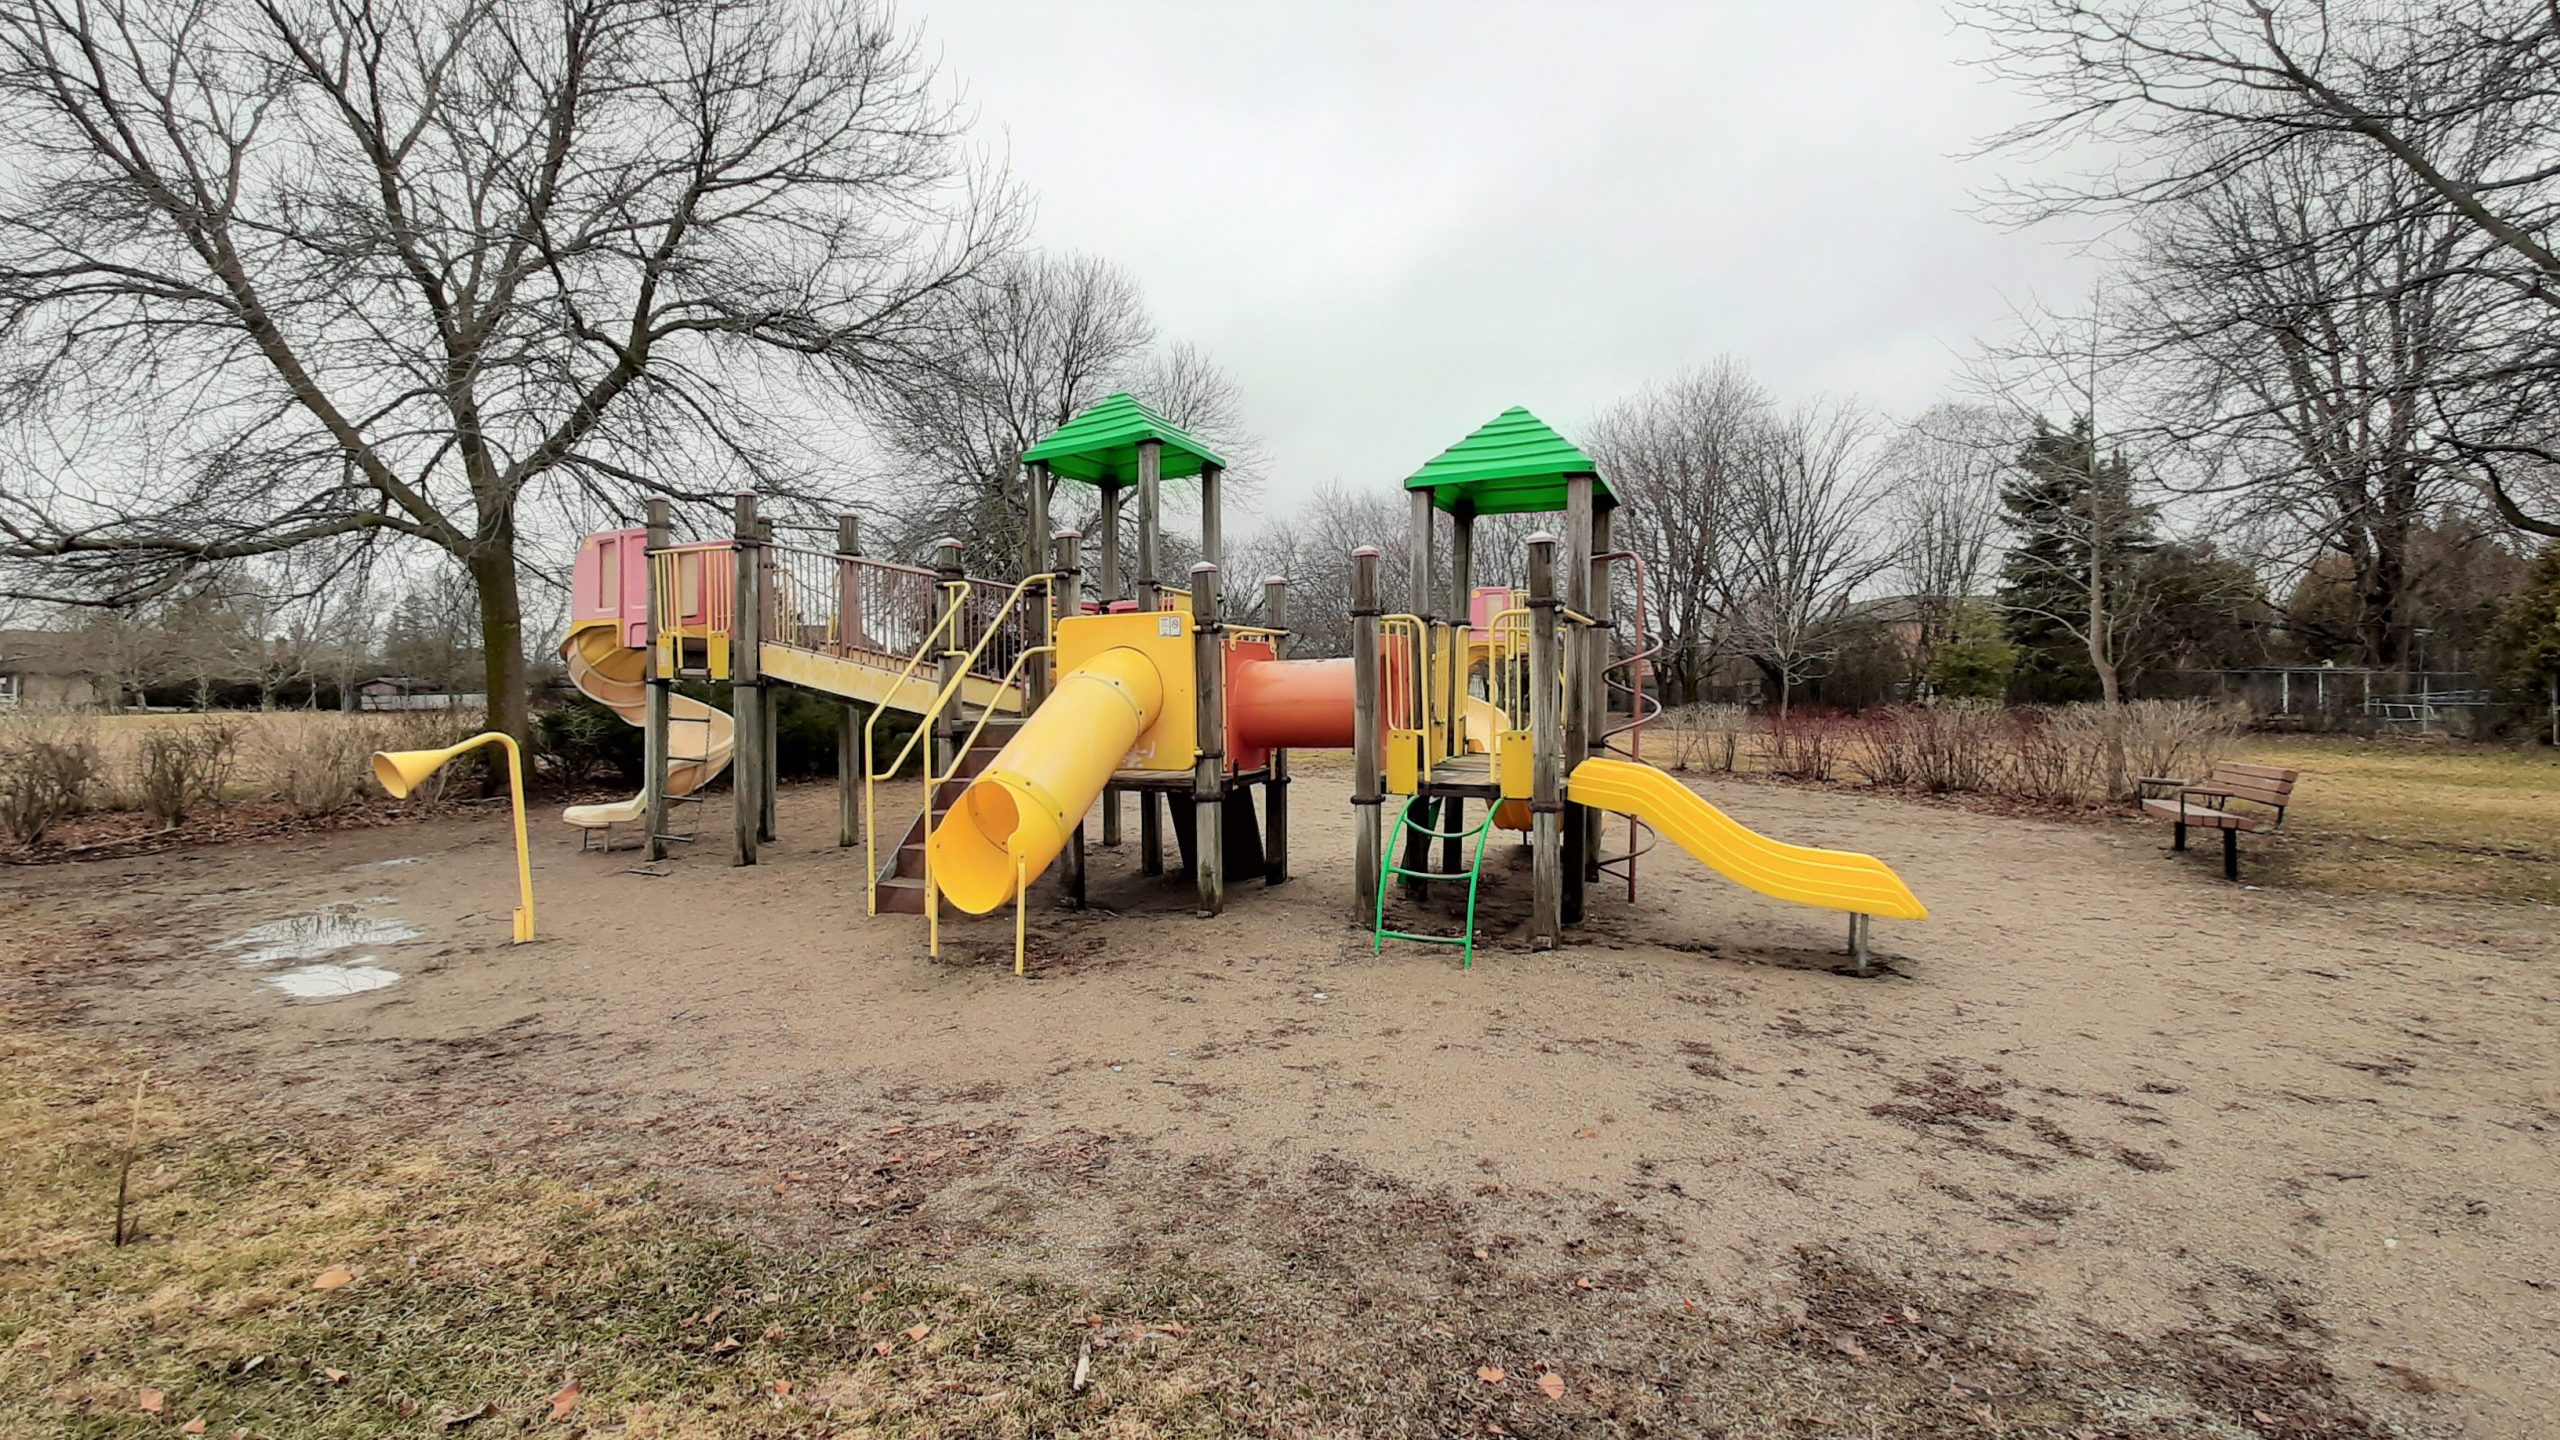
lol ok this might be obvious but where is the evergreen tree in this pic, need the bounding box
[1996,418,2157,703]
[2496,542,2560,741]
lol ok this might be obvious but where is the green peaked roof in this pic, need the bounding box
[1021,391,1225,486]
[1403,405,1611,515]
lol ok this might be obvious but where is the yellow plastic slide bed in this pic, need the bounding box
[1566,757,1927,921]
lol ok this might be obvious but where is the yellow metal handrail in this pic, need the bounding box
[1378,613,1432,784]
[862,596,970,915]
[927,631,1056,964]
[861,569,1059,917]
[910,573,1056,958]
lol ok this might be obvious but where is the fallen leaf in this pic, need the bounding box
[181,1420,206,1435]
[438,1401,497,1430]
[1477,1366,1506,1384]
[1573,1277,1593,1291]
[771,1379,793,1397]
[1574,1129,1597,1140]
[313,1268,354,1290]
[873,1340,894,1356]
[1153,1320,1191,1336]
[321,1368,347,1385]
[138,1390,165,1414]
[1830,1333,1869,1362]
[905,1323,931,1342]
[1537,1373,1566,1399]
[548,1381,581,1419]
[709,1336,742,1355]
[760,1323,786,1341]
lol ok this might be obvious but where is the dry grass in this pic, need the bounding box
[0,711,482,823]
[2236,735,2560,903]
[0,1002,2392,1439]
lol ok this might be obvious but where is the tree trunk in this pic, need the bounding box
[467,534,529,764]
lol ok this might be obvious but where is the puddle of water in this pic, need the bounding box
[222,903,422,966]
[265,962,402,999]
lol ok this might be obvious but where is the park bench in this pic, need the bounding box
[2135,761,2299,881]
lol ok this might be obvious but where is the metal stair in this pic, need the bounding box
[872,716,1022,914]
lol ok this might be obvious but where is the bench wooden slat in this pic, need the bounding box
[2140,798,2266,832]
[2216,761,2299,782]
[2203,779,2294,808]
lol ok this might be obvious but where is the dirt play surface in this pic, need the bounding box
[7,760,2555,1436]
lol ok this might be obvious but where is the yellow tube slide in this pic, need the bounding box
[1567,757,1927,921]
[927,647,1165,914]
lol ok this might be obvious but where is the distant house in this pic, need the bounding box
[355,675,487,712]
[0,629,113,710]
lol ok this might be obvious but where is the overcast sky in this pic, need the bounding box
[916,0,2099,518]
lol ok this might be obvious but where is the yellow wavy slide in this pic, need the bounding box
[558,620,735,830]
[1567,757,1927,921]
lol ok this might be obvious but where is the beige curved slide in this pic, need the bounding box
[558,621,735,829]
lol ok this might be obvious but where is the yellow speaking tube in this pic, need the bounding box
[928,646,1165,914]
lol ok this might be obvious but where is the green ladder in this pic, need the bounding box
[1373,795,1500,967]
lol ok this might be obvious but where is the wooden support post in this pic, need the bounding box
[1560,475,1594,923]
[757,515,778,845]
[644,498,673,861]
[1351,547,1384,922]
[1098,481,1124,848]
[931,537,965,780]
[1409,489,1436,619]
[1527,532,1563,948]
[1585,499,1614,883]
[1139,442,1165,882]
[1025,459,1050,585]
[1026,461,1055,710]
[836,702,859,849]
[730,492,763,866]
[1191,562,1225,917]
[1443,505,1475,880]
[1138,439,1163,609]
[1140,788,1164,876]
[1263,574,1290,887]
[835,512,862,849]
[1201,463,1223,574]
[1054,529,1088,908]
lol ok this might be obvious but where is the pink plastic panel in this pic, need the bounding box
[571,527,653,647]
[1470,585,1516,642]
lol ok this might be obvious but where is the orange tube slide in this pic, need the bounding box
[1230,656,1359,751]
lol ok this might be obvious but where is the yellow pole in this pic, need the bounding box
[370,731,535,944]
[1013,853,1028,977]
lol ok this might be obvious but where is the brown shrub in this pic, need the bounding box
[130,718,244,828]
[0,714,103,844]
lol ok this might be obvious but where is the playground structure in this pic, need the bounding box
[557,393,1925,970]
[1354,407,1926,964]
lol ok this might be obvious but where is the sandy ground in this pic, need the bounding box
[6,758,2555,1436]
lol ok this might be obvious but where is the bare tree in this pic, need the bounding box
[1134,341,1269,486]
[1881,402,2009,676]
[1723,399,1891,717]
[1962,0,2560,536]
[0,0,1018,746]
[866,252,1152,567]
[2117,134,2501,670]
[1585,360,1767,704]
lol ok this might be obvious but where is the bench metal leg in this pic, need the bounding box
[2172,821,2186,852]
[1846,913,1871,974]
[2223,827,2239,881]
